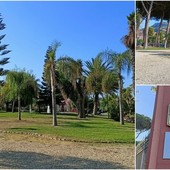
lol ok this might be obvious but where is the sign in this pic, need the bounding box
[163,132,170,159]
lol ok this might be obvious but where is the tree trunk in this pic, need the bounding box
[132,50,135,94]
[38,104,41,113]
[18,95,21,120]
[78,94,85,118]
[164,19,170,48]
[5,102,9,112]
[143,15,150,49]
[57,83,68,100]
[51,66,57,126]
[93,93,99,115]
[12,100,15,113]
[155,12,164,46]
[107,94,109,119]
[142,1,153,49]
[118,74,124,125]
[29,104,32,113]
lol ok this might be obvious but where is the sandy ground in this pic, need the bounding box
[136,50,170,85]
[0,132,134,169]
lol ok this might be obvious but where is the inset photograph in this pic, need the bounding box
[136,86,170,169]
[136,1,170,84]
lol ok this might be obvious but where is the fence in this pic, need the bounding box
[136,138,149,169]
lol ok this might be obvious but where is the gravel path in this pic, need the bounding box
[0,133,134,169]
[136,50,170,85]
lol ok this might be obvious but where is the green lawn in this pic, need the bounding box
[0,112,134,143]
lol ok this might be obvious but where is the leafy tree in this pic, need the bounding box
[136,113,151,138]
[0,82,12,111]
[6,70,37,120]
[104,93,119,121]
[0,13,11,85]
[44,42,61,126]
[148,27,155,44]
[122,86,135,123]
[151,86,157,93]
[152,2,167,46]
[164,20,170,48]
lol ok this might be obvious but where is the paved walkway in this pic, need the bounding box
[0,133,134,169]
[136,50,170,85]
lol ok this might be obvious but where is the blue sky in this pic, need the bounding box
[0,1,134,86]
[136,86,156,140]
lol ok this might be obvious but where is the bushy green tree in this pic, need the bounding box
[5,70,37,120]
[148,27,156,44]
[136,113,151,138]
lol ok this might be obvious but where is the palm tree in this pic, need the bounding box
[6,70,37,120]
[85,54,111,115]
[56,56,86,118]
[122,12,135,92]
[105,50,131,125]
[44,41,61,126]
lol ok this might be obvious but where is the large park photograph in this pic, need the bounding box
[136,1,170,85]
[0,1,134,169]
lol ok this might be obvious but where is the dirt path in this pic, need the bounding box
[136,50,170,85]
[0,133,134,169]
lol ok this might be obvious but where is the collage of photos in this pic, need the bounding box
[0,0,170,170]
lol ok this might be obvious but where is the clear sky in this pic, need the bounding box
[136,85,156,140]
[0,1,134,86]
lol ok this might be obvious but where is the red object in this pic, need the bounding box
[146,86,170,169]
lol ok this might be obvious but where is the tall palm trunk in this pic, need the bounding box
[18,95,21,120]
[118,73,124,125]
[164,19,170,48]
[51,66,57,126]
[78,94,85,118]
[93,93,99,115]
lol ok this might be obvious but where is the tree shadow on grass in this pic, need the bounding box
[150,53,170,58]
[0,150,131,169]
[10,127,37,131]
[137,50,170,53]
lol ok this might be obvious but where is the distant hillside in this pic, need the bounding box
[151,22,167,32]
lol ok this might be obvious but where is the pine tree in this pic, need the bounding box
[0,13,11,85]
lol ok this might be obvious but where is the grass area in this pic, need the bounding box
[136,47,170,50]
[0,112,134,143]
